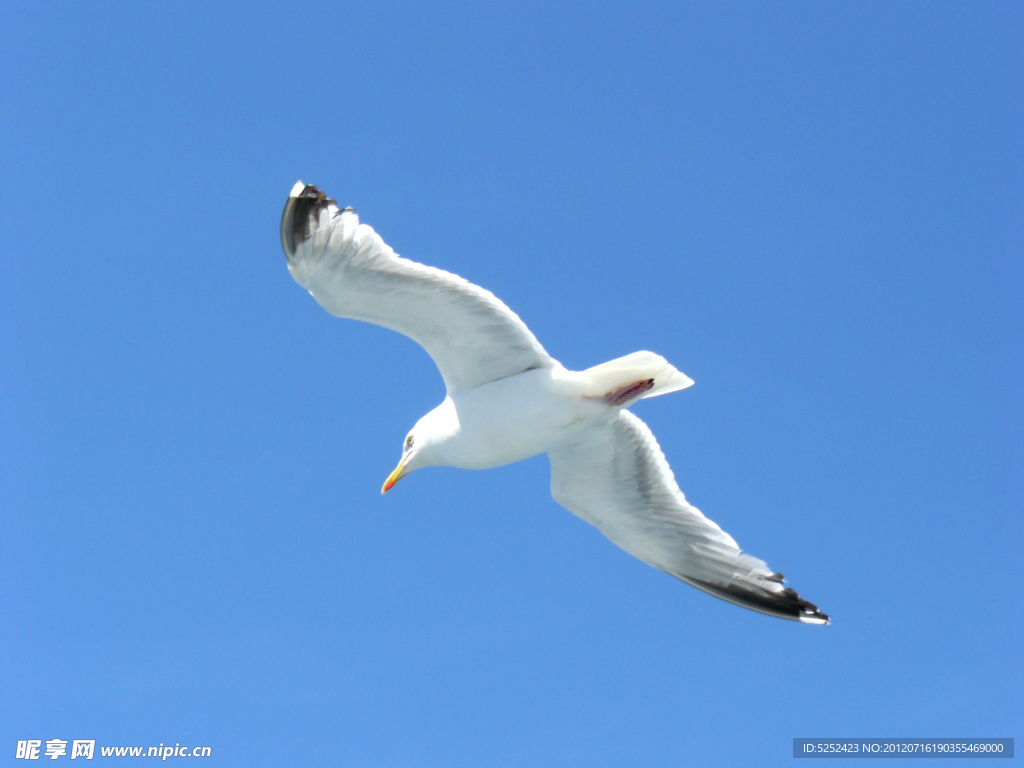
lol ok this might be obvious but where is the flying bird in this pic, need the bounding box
[281,182,829,624]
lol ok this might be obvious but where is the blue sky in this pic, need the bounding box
[2,2,1021,766]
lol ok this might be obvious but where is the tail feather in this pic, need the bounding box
[581,351,693,405]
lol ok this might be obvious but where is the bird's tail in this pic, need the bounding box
[580,351,694,406]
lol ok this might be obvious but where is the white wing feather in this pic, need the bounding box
[549,410,828,623]
[281,183,554,394]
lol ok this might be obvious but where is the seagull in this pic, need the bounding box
[281,182,829,624]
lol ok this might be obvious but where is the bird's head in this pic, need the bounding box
[381,398,458,493]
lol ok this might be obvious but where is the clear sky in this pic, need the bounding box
[2,2,1021,766]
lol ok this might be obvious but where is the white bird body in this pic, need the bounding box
[422,356,693,470]
[435,367,602,470]
[280,181,829,624]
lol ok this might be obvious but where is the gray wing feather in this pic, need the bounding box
[548,410,828,624]
[281,183,554,394]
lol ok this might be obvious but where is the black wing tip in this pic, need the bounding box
[685,576,830,625]
[286,180,333,203]
[778,586,830,625]
[280,181,347,261]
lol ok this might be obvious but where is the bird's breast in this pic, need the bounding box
[444,368,604,470]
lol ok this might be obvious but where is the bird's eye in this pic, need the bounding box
[405,435,414,450]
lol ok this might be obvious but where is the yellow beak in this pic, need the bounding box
[381,456,408,494]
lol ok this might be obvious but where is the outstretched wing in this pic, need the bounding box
[281,182,555,394]
[548,410,828,623]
